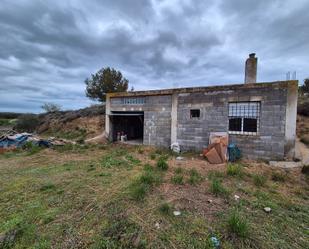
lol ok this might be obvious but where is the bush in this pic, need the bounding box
[15,114,39,132]
[41,102,61,113]
[227,210,249,238]
[227,163,243,177]
[156,157,168,171]
[171,175,184,185]
[253,174,267,187]
[271,172,286,182]
[188,169,203,185]
[210,179,228,197]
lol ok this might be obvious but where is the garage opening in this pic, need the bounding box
[110,111,144,144]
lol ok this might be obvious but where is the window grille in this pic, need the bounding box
[122,97,145,105]
[228,102,260,135]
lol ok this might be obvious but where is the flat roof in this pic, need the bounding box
[107,80,298,98]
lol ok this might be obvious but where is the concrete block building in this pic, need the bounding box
[105,54,298,160]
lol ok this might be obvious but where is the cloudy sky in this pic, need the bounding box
[0,0,308,113]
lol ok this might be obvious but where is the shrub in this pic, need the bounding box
[227,210,249,238]
[171,175,184,185]
[41,102,61,113]
[149,153,156,160]
[227,163,243,177]
[210,179,228,197]
[188,169,203,185]
[159,203,171,215]
[253,174,267,187]
[156,157,168,171]
[15,114,39,132]
[271,172,286,182]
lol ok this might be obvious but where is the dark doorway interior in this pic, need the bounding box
[111,112,144,142]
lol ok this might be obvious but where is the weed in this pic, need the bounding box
[227,163,243,177]
[188,169,203,185]
[252,174,267,187]
[129,183,148,201]
[143,163,152,172]
[156,157,168,171]
[227,210,249,238]
[39,183,56,192]
[137,147,144,154]
[210,178,228,197]
[159,203,171,215]
[125,154,140,165]
[271,172,286,182]
[207,170,225,180]
[149,153,156,160]
[174,167,183,174]
[171,175,184,185]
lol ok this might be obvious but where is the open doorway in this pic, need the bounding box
[110,111,144,144]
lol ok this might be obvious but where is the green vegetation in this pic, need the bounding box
[156,157,168,171]
[171,174,184,185]
[188,169,203,185]
[271,171,287,182]
[0,144,308,249]
[227,210,249,238]
[252,174,267,187]
[210,178,228,197]
[226,163,244,177]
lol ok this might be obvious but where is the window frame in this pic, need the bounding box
[228,101,260,136]
[190,109,200,119]
[122,97,145,105]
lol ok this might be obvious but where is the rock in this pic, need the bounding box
[264,207,272,213]
[234,194,240,201]
[208,199,213,203]
[155,222,160,229]
[173,211,181,216]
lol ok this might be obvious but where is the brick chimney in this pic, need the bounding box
[245,53,257,84]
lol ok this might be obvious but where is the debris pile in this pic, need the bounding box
[203,132,228,164]
[0,131,74,153]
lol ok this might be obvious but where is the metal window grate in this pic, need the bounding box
[122,97,145,105]
[228,102,260,135]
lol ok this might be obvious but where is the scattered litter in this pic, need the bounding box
[171,142,180,153]
[0,131,75,153]
[203,132,228,164]
[208,199,213,203]
[264,207,272,213]
[176,156,184,160]
[173,211,181,216]
[155,222,160,229]
[228,143,241,162]
[234,194,240,201]
[210,236,220,248]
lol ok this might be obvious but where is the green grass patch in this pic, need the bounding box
[207,170,225,180]
[188,169,203,185]
[158,203,171,215]
[252,174,267,187]
[210,178,229,197]
[226,163,244,177]
[227,210,249,238]
[171,174,184,185]
[156,157,168,171]
[174,167,183,174]
[39,183,56,192]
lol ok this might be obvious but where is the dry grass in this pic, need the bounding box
[0,144,308,249]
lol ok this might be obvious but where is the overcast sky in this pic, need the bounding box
[0,0,308,113]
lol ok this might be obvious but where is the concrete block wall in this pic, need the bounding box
[109,95,172,147]
[177,86,288,160]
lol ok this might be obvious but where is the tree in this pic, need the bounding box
[300,78,309,96]
[85,67,129,102]
[41,102,61,113]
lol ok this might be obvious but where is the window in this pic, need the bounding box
[228,102,260,135]
[122,97,145,105]
[190,109,200,119]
